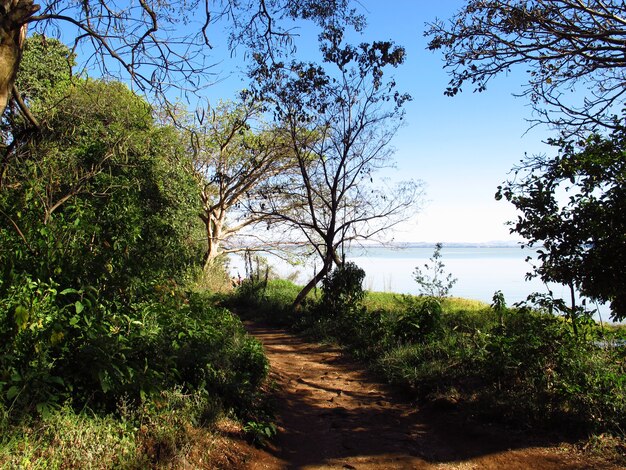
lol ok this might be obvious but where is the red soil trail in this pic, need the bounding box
[243,322,617,470]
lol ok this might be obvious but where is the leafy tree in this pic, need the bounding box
[251,27,424,308]
[497,129,626,320]
[1,40,202,296]
[186,98,294,269]
[429,0,626,321]
[426,0,626,134]
[0,27,273,424]
[0,0,364,117]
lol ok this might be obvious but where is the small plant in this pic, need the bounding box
[395,297,444,344]
[412,243,457,297]
[491,290,507,327]
[244,420,277,447]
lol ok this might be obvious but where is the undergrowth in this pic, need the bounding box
[226,275,626,440]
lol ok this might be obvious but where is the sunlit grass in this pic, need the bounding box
[364,290,489,314]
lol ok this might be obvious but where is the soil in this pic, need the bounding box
[239,322,620,470]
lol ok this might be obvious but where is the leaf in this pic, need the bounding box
[60,288,80,295]
[14,306,29,330]
[6,385,21,401]
[36,402,54,419]
[75,301,84,314]
[48,376,65,386]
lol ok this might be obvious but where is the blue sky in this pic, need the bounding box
[357,1,554,243]
[197,0,557,244]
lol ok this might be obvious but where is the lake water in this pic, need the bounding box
[229,245,614,321]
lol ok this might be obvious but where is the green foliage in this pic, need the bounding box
[244,420,278,447]
[228,279,304,325]
[395,297,444,344]
[319,262,366,317]
[0,41,267,432]
[0,403,139,468]
[12,35,76,112]
[0,389,226,468]
[497,127,626,320]
[228,279,626,435]
[412,243,457,298]
[381,306,626,433]
[2,77,203,298]
[0,278,268,420]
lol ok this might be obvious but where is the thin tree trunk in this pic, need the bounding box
[569,282,579,338]
[293,253,334,310]
[293,266,326,311]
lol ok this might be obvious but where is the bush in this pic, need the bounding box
[319,262,366,317]
[394,297,444,344]
[0,278,268,421]
[227,279,626,436]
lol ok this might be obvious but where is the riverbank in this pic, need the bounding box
[228,245,616,321]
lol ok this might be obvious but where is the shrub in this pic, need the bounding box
[0,278,267,421]
[412,243,457,297]
[319,262,366,317]
[395,297,444,344]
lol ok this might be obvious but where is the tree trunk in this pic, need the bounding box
[292,255,333,310]
[203,235,221,270]
[0,0,39,116]
[202,209,225,270]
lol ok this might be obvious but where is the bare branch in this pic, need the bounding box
[426,0,626,134]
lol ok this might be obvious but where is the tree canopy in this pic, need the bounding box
[1,0,364,116]
[497,130,626,320]
[186,98,294,268]
[250,26,423,306]
[426,0,626,134]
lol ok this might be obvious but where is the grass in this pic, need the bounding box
[0,388,263,469]
[226,278,626,440]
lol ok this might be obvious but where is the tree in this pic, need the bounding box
[428,1,626,321]
[251,27,424,308]
[1,42,202,295]
[0,0,364,117]
[0,0,39,114]
[426,0,626,134]
[496,129,626,320]
[186,98,294,269]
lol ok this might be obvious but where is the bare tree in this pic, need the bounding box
[187,97,295,268]
[0,0,364,117]
[426,0,626,134]
[251,27,424,308]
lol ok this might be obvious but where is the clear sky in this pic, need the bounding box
[346,0,558,244]
[194,0,558,244]
[352,1,555,244]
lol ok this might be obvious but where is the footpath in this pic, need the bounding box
[242,322,616,470]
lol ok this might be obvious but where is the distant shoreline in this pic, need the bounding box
[373,241,523,249]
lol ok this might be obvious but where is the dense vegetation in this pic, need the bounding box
[0,37,268,467]
[229,267,626,438]
[2,1,626,466]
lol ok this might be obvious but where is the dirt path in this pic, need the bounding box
[242,322,617,470]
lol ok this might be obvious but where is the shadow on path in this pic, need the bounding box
[244,323,609,470]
